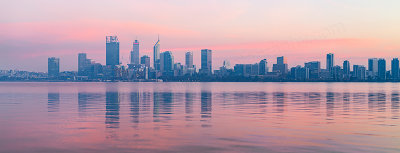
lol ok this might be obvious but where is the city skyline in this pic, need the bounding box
[1,0,400,72]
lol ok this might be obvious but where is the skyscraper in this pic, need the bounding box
[259,59,268,75]
[353,65,366,80]
[130,40,140,65]
[153,36,160,70]
[140,55,151,68]
[106,36,119,66]
[378,58,386,80]
[326,53,334,71]
[343,60,350,78]
[48,57,60,79]
[305,61,320,79]
[160,51,174,76]
[368,58,378,77]
[201,49,212,75]
[273,56,288,74]
[185,51,193,68]
[392,58,400,80]
[78,53,87,76]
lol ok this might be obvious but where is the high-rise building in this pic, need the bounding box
[391,58,399,79]
[130,40,140,65]
[78,53,87,76]
[48,57,60,79]
[185,51,193,68]
[326,53,334,71]
[305,61,320,79]
[153,36,160,70]
[273,56,288,74]
[378,58,386,80]
[368,58,378,77]
[200,49,212,75]
[343,60,350,78]
[277,56,285,65]
[259,59,268,75]
[160,51,174,75]
[106,36,119,66]
[140,55,151,68]
[353,65,366,80]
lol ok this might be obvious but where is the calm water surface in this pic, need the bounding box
[0,82,399,153]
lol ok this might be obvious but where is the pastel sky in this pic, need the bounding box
[1,0,400,72]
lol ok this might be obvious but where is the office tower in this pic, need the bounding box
[78,53,87,76]
[291,66,306,80]
[343,60,350,77]
[305,61,321,79]
[201,49,212,75]
[392,58,399,79]
[326,53,334,71]
[106,36,119,66]
[130,40,140,65]
[378,58,386,80]
[358,66,366,80]
[185,51,193,68]
[140,55,151,67]
[153,36,160,70]
[273,56,288,74]
[277,56,284,65]
[48,57,60,79]
[353,65,366,81]
[368,58,378,77]
[160,51,174,75]
[353,65,366,80]
[259,59,268,75]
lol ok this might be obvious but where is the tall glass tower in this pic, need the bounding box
[201,49,212,75]
[185,51,193,68]
[106,36,119,66]
[326,53,334,71]
[153,36,160,70]
[130,40,140,65]
[48,57,60,79]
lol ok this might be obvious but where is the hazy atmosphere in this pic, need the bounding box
[1,0,400,72]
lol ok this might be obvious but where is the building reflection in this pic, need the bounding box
[273,92,284,113]
[48,92,60,112]
[185,92,195,122]
[130,92,140,128]
[342,92,351,113]
[77,92,102,117]
[326,92,335,118]
[153,91,174,123]
[200,90,212,128]
[368,92,387,113]
[391,92,399,119]
[105,89,120,129]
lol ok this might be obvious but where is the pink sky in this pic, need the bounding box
[1,0,400,72]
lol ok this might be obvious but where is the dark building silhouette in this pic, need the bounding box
[48,57,60,79]
[140,55,150,67]
[200,49,212,75]
[259,59,268,75]
[326,53,334,72]
[343,60,350,79]
[391,58,399,79]
[106,36,120,66]
[130,40,140,65]
[273,56,288,75]
[160,51,174,76]
[378,58,386,80]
